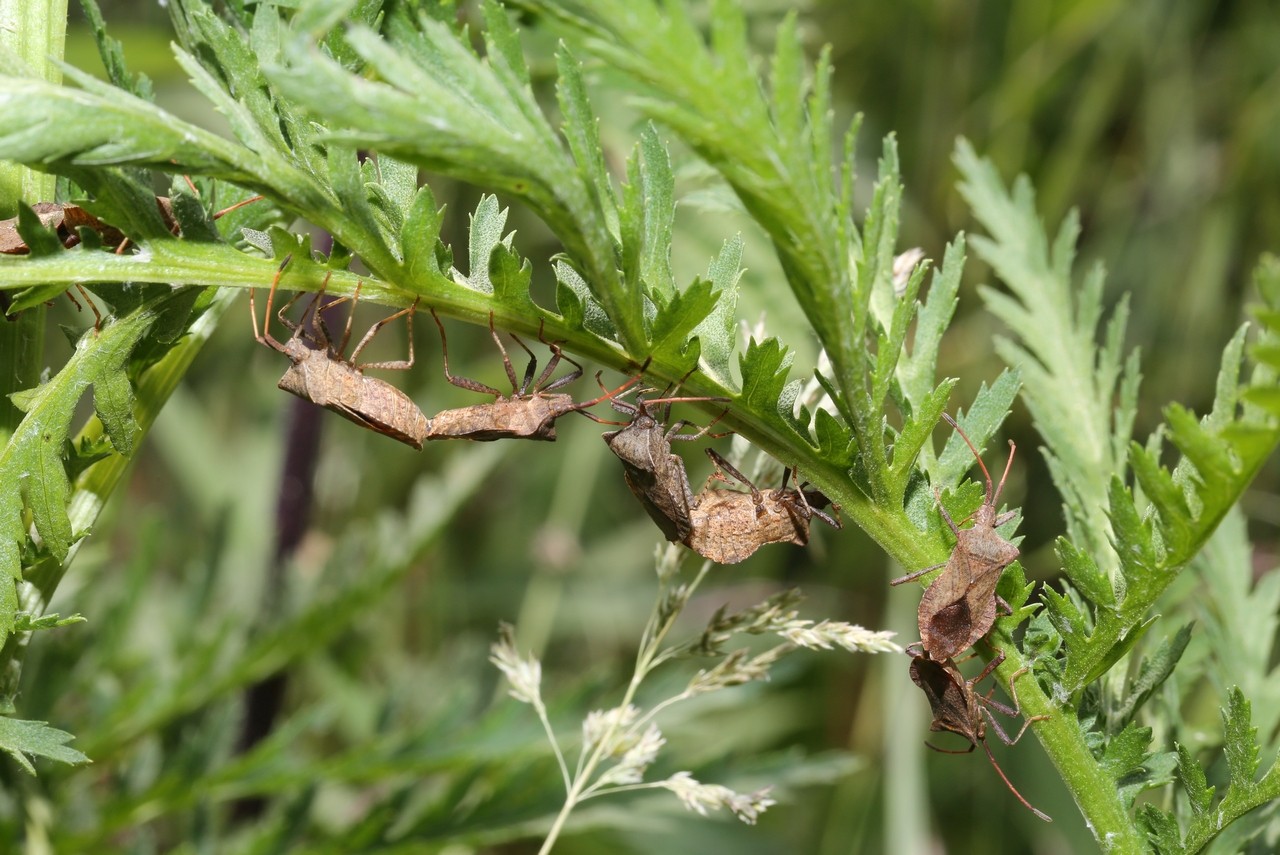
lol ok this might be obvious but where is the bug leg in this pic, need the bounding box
[981,707,1051,747]
[994,510,1018,527]
[664,405,731,442]
[429,308,503,395]
[354,297,419,371]
[704,449,765,516]
[308,273,341,353]
[250,254,293,354]
[980,740,1052,821]
[538,344,584,394]
[486,312,529,394]
[934,487,963,538]
[334,279,363,357]
[889,562,948,585]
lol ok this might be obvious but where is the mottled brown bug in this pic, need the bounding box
[683,449,840,564]
[250,257,428,449]
[422,310,635,441]
[891,413,1019,661]
[602,390,728,543]
[906,643,1051,822]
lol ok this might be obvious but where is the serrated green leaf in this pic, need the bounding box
[994,560,1037,622]
[1080,616,1157,691]
[1056,536,1115,608]
[0,293,170,646]
[328,144,383,254]
[1022,610,1063,661]
[1101,721,1175,808]
[12,612,85,632]
[554,42,616,235]
[553,278,585,333]
[0,74,248,178]
[636,123,674,299]
[737,338,795,431]
[1137,803,1184,855]
[888,379,954,500]
[1207,324,1248,429]
[1223,687,1259,785]
[401,184,445,285]
[14,204,64,257]
[934,369,1021,487]
[487,243,535,313]
[25,431,73,561]
[149,285,204,345]
[458,195,510,294]
[869,260,922,416]
[64,435,113,482]
[1042,583,1091,649]
[813,408,854,466]
[553,260,614,340]
[0,716,89,775]
[692,234,742,388]
[1100,721,1153,779]
[898,236,963,406]
[79,0,153,101]
[525,0,861,401]
[647,279,718,368]
[1129,441,1193,559]
[377,155,419,219]
[1113,623,1192,728]
[1175,742,1214,815]
[1181,683,1280,852]
[482,0,531,92]
[1107,477,1159,592]
[91,367,135,456]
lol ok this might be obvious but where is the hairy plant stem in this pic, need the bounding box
[990,636,1145,852]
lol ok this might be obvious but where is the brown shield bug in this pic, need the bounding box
[891,413,1019,661]
[602,391,728,543]
[906,642,1051,821]
[250,257,429,449]
[683,449,841,564]
[421,310,636,441]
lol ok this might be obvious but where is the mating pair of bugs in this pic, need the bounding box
[892,416,1051,821]
[251,260,837,565]
[250,257,635,449]
[601,396,841,564]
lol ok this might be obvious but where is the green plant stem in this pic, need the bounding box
[990,636,1144,852]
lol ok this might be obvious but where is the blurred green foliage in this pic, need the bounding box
[0,1,1277,853]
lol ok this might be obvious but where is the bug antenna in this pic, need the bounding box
[941,412,995,503]
[981,739,1052,822]
[993,439,1017,506]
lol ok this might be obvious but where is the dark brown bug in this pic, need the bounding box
[891,413,1018,661]
[422,310,636,441]
[683,449,841,564]
[602,391,728,543]
[250,257,428,449]
[906,642,1051,822]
